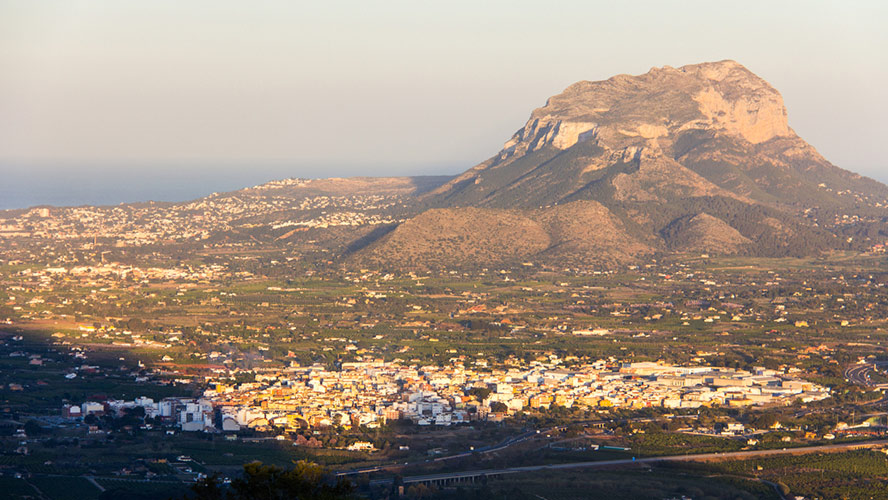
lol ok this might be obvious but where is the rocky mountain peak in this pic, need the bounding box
[500,60,791,161]
[398,61,888,268]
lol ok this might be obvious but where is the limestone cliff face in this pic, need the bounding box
[509,60,792,155]
[500,119,599,159]
[692,85,789,144]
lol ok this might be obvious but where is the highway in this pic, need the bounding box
[338,414,705,477]
[846,364,875,386]
[336,427,551,477]
[845,362,888,389]
[375,438,888,486]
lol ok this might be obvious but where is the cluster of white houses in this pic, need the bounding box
[64,360,830,434]
[63,396,216,432]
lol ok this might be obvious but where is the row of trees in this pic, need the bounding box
[186,461,353,500]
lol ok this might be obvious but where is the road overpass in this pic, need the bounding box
[846,363,888,389]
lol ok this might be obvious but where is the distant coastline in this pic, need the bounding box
[0,168,280,210]
[0,165,465,210]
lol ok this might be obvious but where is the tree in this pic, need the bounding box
[186,461,353,500]
[750,412,779,430]
[489,401,508,413]
[467,387,491,401]
[126,317,146,331]
[189,473,225,500]
[23,420,42,436]
[406,483,436,498]
[776,481,791,496]
[126,406,146,418]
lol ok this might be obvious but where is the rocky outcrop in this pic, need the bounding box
[693,86,790,144]
[500,119,598,160]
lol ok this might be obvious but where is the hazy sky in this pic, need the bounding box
[1,0,886,204]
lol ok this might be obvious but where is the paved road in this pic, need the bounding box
[337,427,554,477]
[382,438,888,485]
[846,364,874,386]
[84,476,106,492]
[339,414,703,477]
[845,363,888,389]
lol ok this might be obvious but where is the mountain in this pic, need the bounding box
[5,62,885,271]
[359,60,888,268]
[358,200,650,269]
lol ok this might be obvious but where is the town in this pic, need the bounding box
[66,360,829,435]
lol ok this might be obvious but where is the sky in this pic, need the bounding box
[1,1,886,208]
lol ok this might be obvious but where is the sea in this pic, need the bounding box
[0,163,460,210]
[0,166,308,210]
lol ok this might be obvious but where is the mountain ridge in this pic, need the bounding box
[362,60,888,268]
